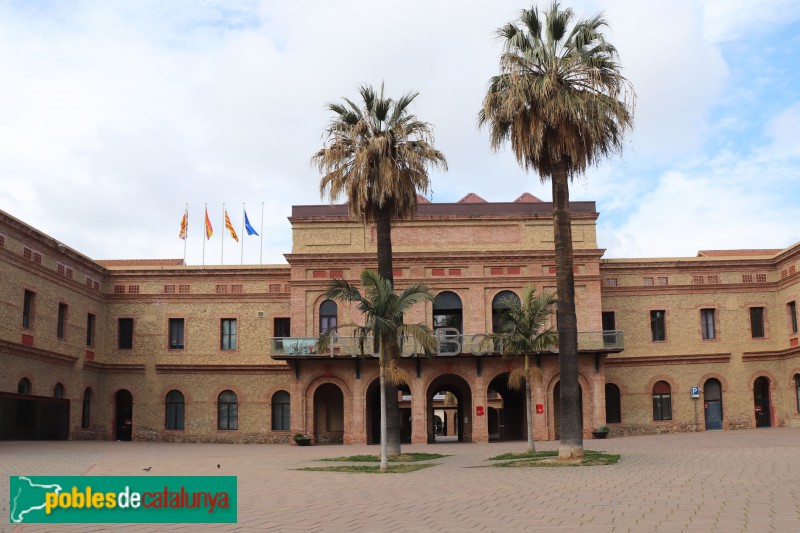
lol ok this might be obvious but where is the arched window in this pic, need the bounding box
[53,383,65,399]
[492,291,520,333]
[652,381,672,421]
[272,391,290,431]
[319,300,338,333]
[795,374,800,413]
[82,388,92,428]
[605,383,622,424]
[218,390,238,430]
[165,390,185,430]
[17,378,31,395]
[433,291,463,333]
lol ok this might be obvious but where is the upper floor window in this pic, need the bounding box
[86,314,96,347]
[788,301,798,335]
[57,303,68,339]
[22,290,35,329]
[18,378,31,395]
[118,318,134,349]
[602,311,616,344]
[701,309,716,340]
[652,381,672,421]
[274,317,291,337]
[491,291,520,333]
[433,291,463,333]
[169,318,185,350]
[165,390,185,430]
[319,300,338,333]
[750,307,765,338]
[221,319,237,350]
[650,310,666,342]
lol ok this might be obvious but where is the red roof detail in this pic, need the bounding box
[513,192,543,203]
[457,193,487,204]
[416,194,431,204]
[97,259,185,266]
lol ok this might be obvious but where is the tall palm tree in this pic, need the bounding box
[319,270,436,471]
[313,83,447,455]
[487,287,558,452]
[479,2,634,459]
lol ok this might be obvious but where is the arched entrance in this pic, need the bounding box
[553,382,583,440]
[313,383,344,444]
[426,374,472,443]
[753,377,771,428]
[704,378,723,430]
[366,381,412,444]
[114,389,133,441]
[487,373,525,441]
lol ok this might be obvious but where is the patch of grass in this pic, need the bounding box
[298,463,437,473]
[488,450,558,461]
[491,450,620,467]
[320,452,448,462]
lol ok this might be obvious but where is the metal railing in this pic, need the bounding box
[271,330,623,357]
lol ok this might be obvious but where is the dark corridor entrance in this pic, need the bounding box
[115,389,133,441]
[487,373,525,441]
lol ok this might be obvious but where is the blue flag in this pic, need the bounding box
[244,211,259,236]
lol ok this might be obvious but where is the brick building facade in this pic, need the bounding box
[2,194,799,444]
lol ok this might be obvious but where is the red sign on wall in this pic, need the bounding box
[536,404,544,414]
[476,406,484,416]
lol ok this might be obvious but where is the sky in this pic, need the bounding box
[0,0,798,265]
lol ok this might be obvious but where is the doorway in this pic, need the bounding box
[703,378,723,430]
[314,383,344,444]
[487,373,526,441]
[753,377,771,428]
[115,389,133,441]
[426,374,472,443]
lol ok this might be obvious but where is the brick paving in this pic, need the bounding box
[2,428,800,532]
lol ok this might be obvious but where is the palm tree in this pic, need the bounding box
[313,83,447,455]
[319,269,437,471]
[487,287,558,452]
[479,2,634,459]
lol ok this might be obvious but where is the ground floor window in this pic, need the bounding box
[272,391,290,430]
[796,374,800,413]
[218,390,238,430]
[605,383,621,423]
[82,388,92,428]
[652,381,672,421]
[165,390,185,430]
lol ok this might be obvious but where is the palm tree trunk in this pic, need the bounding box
[551,163,583,460]
[376,205,401,456]
[525,355,535,453]
[379,344,389,472]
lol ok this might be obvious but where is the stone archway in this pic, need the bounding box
[313,383,344,444]
[426,374,472,443]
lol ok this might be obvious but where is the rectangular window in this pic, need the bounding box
[273,317,291,337]
[750,307,765,338]
[169,318,185,350]
[602,311,616,345]
[701,309,716,340]
[789,301,798,335]
[57,303,68,339]
[221,319,237,350]
[86,314,95,347]
[22,290,34,329]
[118,318,134,349]
[650,310,666,341]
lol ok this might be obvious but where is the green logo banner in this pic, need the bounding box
[9,476,237,523]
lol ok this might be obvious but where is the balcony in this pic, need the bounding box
[271,330,623,358]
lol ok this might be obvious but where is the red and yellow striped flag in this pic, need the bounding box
[204,208,213,240]
[224,210,239,242]
[178,210,188,240]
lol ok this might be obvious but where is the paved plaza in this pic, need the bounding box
[2,428,800,532]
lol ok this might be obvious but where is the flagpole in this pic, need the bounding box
[221,202,225,265]
[183,203,188,265]
[241,203,245,265]
[202,203,206,266]
[260,202,264,265]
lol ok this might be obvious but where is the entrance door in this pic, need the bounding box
[753,377,771,428]
[115,389,133,441]
[703,379,723,430]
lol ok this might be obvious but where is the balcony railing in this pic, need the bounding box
[271,330,623,358]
